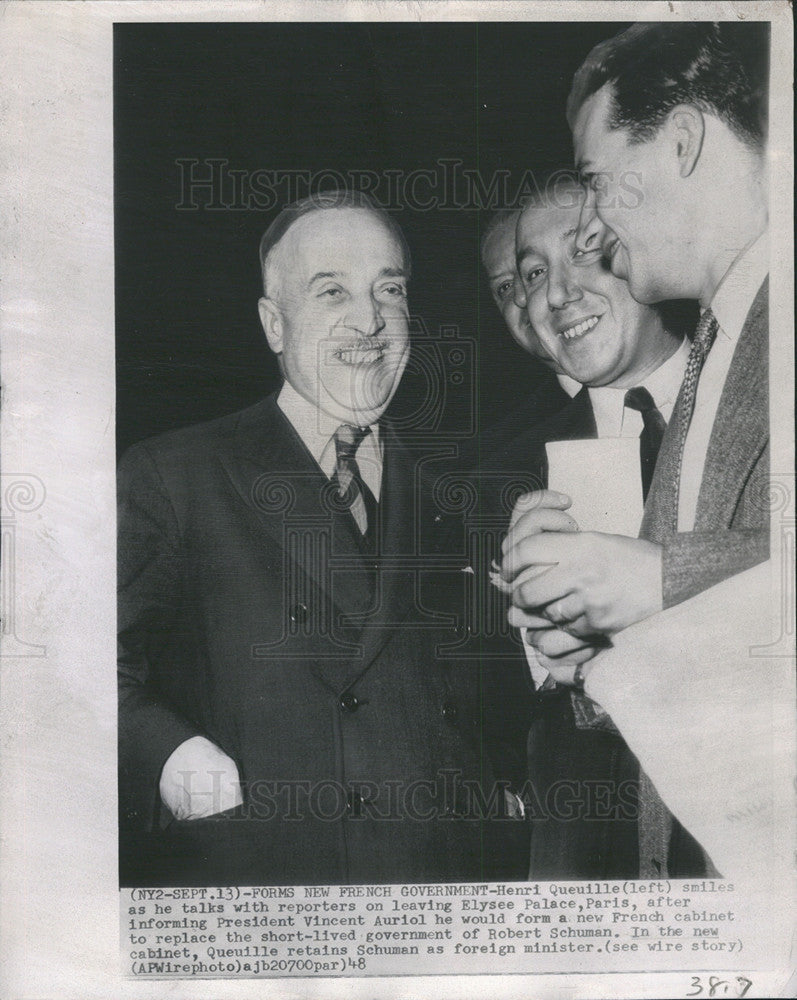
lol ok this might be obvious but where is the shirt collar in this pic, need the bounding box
[710,231,769,343]
[557,372,582,398]
[587,337,691,437]
[640,336,692,417]
[277,380,381,473]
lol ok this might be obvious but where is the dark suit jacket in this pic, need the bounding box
[475,388,641,880]
[118,394,524,886]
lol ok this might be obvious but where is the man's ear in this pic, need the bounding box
[668,104,705,178]
[258,297,283,354]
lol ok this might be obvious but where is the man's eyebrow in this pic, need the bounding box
[562,227,578,241]
[308,271,343,286]
[515,243,540,266]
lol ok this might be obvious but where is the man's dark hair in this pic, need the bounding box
[259,189,411,295]
[566,22,769,150]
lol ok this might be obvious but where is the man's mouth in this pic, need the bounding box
[559,316,599,341]
[332,339,389,365]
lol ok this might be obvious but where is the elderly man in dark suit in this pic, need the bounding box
[502,23,769,879]
[118,190,520,887]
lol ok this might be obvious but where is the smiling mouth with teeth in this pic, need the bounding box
[559,316,600,341]
[332,339,389,364]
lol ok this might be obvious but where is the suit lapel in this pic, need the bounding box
[221,395,376,631]
[641,277,769,542]
[546,386,597,441]
[694,278,768,529]
[335,422,417,688]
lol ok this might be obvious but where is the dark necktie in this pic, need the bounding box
[332,423,378,547]
[673,307,720,522]
[623,386,667,501]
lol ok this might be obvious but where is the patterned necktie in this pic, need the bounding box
[623,386,667,501]
[332,423,378,545]
[673,307,720,521]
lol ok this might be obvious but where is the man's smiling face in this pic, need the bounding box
[572,84,683,305]
[259,207,410,425]
[515,193,674,388]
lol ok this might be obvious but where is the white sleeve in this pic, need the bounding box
[521,627,552,690]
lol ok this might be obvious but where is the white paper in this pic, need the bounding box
[546,437,644,535]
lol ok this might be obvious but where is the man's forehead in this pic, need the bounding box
[287,206,396,247]
[483,226,517,272]
[573,85,617,166]
[275,208,403,271]
[517,203,580,257]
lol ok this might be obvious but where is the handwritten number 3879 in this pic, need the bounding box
[687,976,753,997]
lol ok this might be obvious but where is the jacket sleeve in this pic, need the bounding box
[661,435,771,608]
[118,443,201,831]
[661,528,770,609]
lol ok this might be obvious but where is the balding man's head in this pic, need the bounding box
[257,192,411,427]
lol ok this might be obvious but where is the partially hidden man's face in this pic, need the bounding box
[515,195,676,387]
[571,84,684,304]
[481,216,558,370]
[259,207,411,426]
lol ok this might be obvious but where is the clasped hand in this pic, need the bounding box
[499,490,663,676]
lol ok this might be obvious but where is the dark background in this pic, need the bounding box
[114,21,629,455]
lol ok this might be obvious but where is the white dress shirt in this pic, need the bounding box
[524,340,690,689]
[587,338,691,439]
[557,372,582,398]
[678,232,769,531]
[277,381,382,532]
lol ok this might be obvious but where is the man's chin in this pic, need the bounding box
[322,372,398,424]
[610,253,659,305]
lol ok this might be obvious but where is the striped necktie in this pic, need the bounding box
[673,308,720,525]
[332,423,378,546]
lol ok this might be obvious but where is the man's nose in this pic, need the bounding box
[547,265,583,311]
[346,295,386,336]
[575,187,606,255]
[512,276,527,310]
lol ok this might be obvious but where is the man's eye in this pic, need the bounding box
[495,279,513,299]
[380,283,407,297]
[319,287,344,299]
[524,266,545,285]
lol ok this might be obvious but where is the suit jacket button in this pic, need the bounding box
[289,603,309,625]
[339,691,359,713]
[441,701,458,722]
